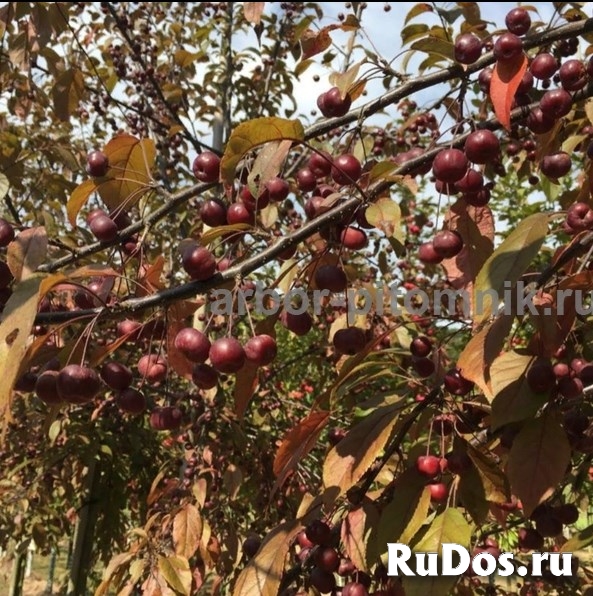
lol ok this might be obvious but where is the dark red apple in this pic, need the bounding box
[137,354,168,384]
[244,334,277,366]
[174,327,211,363]
[209,337,245,373]
[57,364,103,404]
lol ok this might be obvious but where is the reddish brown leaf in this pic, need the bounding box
[507,410,571,517]
[97,134,156,211]
[441,201,494,316]
[490,53,528,130]
[300,25,339,60]
[233,362,260,418]
[340,501,378,572]
[273,410,329,489]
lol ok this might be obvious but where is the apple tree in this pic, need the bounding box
[1,2,593,595]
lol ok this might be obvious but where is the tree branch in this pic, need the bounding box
[33,18,593,325]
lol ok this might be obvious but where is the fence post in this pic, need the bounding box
[9,540,30,596]
[67,456,102,596]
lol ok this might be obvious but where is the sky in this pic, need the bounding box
[286,2,590,123]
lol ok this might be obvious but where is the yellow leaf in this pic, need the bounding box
[220,117,304,185]
[97,134,156,211]
[233,520,303,596]
[67,179,98,227]
[157,555,192,596]
[243,2,265,25]
[7,227,47,282]
[0,276,43,434]
[172,503,202,560]
[323,403,400,500]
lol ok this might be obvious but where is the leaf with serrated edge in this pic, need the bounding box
[329,60,362,98]
[466,444,510,505]
[457,314,513,401]
[341,501,379,572]
[458,466,489,524]
[97,134,156,211]
[473,212,550,324]
[233,519,305,596]
[414,507,472,553]
[220,117,304,185]
[0,274,61,436]
[490,53,528,129]
[248,140,292,198]
[173,503,202,560]
[157,555,191,596]
[399,486,432,545]
[323,403,400,499]
[403,507,471,595]
[490,351,547,429]
[507,411,571,517]
[273,410,329,491]
[441,201,494,315]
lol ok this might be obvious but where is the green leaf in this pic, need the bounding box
[199,223,253,245]
[157,555,192,596]
[220,117,304,185]
[402,508,472,595]
[399,486,432,545]
[490,351,548,429]
[473,213,551,324]
[322,402,400,500]
[174,49,201,67]
[413,508,472,553]
[410,37,454,61]
[507,410,571,517]
[401,23,429,46]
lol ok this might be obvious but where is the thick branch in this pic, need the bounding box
[33,18,593,324]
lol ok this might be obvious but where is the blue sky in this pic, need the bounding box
[288,2,587,119]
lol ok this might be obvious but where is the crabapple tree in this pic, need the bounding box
[1,2,593,595]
